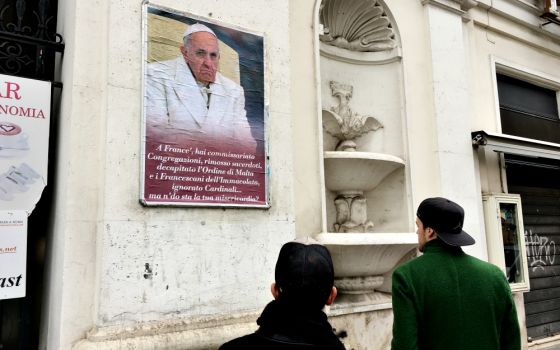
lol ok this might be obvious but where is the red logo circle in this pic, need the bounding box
[0,122,22,136]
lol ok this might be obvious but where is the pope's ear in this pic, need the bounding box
[179,46,187,57]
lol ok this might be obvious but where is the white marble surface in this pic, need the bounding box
[424,3,488,260]
[323,152,404,192]
[330,309,394,350]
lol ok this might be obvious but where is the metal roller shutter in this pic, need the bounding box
[506,155,560,340]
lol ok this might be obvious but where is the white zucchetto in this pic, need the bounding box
[183,23,217,39]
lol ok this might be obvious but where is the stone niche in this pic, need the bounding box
[315,0,415,312]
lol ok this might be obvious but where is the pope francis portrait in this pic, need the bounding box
[145,23,256,152]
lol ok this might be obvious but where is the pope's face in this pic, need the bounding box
[181,32,220,85]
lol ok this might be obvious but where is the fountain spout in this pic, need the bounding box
[322,81,383,152]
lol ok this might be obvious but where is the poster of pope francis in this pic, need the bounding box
[141,4,267,208]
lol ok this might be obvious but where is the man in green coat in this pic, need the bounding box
[391,197,521,350]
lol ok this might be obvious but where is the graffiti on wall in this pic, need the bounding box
[525,229,556,272]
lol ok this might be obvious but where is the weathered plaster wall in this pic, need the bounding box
[330,309,394,350]
[45,0,294,349]
[290,0,324,236]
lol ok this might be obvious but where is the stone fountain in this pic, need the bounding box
[317,80,416,309]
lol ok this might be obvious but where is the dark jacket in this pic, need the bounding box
[391,239,521,350]
[219,300,346,350]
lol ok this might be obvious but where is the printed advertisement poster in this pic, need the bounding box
[0,75,51,212]
[0,211,27,300]
[141,4,268,207]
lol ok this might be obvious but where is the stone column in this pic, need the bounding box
[421,0,487,259]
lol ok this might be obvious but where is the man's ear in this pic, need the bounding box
[325,286,337,306]
[426,227,438,240]
[271,283,280,300]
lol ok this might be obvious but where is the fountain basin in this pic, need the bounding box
[324,152,404,193]
[316,232,417,308]
[316,233,417,277]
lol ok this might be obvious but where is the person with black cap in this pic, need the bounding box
[391,197,521,350]
[219,237,346,350]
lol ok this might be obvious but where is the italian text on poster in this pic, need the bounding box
[0,211,27,300]
[141,4,267,207]
[0,75,51,213]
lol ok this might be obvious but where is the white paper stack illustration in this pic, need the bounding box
[0,163,41,201]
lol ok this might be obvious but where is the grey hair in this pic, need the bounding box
[183,35,191,50]
[182,23,218,51]
[182,33,220,53]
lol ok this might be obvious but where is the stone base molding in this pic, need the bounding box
[73,312,259,350]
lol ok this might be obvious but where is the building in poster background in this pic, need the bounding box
[0,210,27,300]
[141,4,268,207]
[0,75,51,212]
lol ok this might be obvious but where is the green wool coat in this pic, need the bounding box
[391,239,521,350]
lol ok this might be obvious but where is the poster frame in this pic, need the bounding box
[140,1,269,209]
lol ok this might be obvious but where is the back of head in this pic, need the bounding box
[274,237,335,310]
[416,197,475,247]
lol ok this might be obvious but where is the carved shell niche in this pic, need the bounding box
[319,0,396,52]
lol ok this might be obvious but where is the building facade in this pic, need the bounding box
[1,0,560,349]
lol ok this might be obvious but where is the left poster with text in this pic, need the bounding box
[0,75,51,213]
